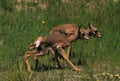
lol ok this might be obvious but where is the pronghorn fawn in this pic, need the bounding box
[50,22,102,58]
[50,22,101,42]
[24,34,80,73]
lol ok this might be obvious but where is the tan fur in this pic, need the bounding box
[50,24,82,42]
[24,34,80,73]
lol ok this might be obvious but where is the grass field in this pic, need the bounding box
[0,0,120,81]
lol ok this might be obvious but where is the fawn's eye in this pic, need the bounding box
[95,30,98,33]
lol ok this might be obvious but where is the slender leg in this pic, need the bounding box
[34,56,39,70]
[66,45,71,58]
[49,48,62,68]
[24,53,32,73]
[24,51,45,73]
[58,47,79,71]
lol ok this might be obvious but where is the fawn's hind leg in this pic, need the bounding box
[34,56,39,70]
[24,52,32,73]
[24,51,45,73]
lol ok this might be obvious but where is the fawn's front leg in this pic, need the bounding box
[58,47,80,71]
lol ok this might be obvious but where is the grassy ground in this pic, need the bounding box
[0,0,120,81]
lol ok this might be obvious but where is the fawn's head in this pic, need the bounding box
[88,22,102,38]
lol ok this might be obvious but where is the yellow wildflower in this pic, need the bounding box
[42,20,45,24]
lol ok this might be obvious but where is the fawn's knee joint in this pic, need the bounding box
[24,53,29,60]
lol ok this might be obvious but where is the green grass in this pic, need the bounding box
[0,0,120,81]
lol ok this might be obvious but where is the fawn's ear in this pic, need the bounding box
[88,22,93,29]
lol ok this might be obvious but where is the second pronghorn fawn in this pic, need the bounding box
[24,34,80,73]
